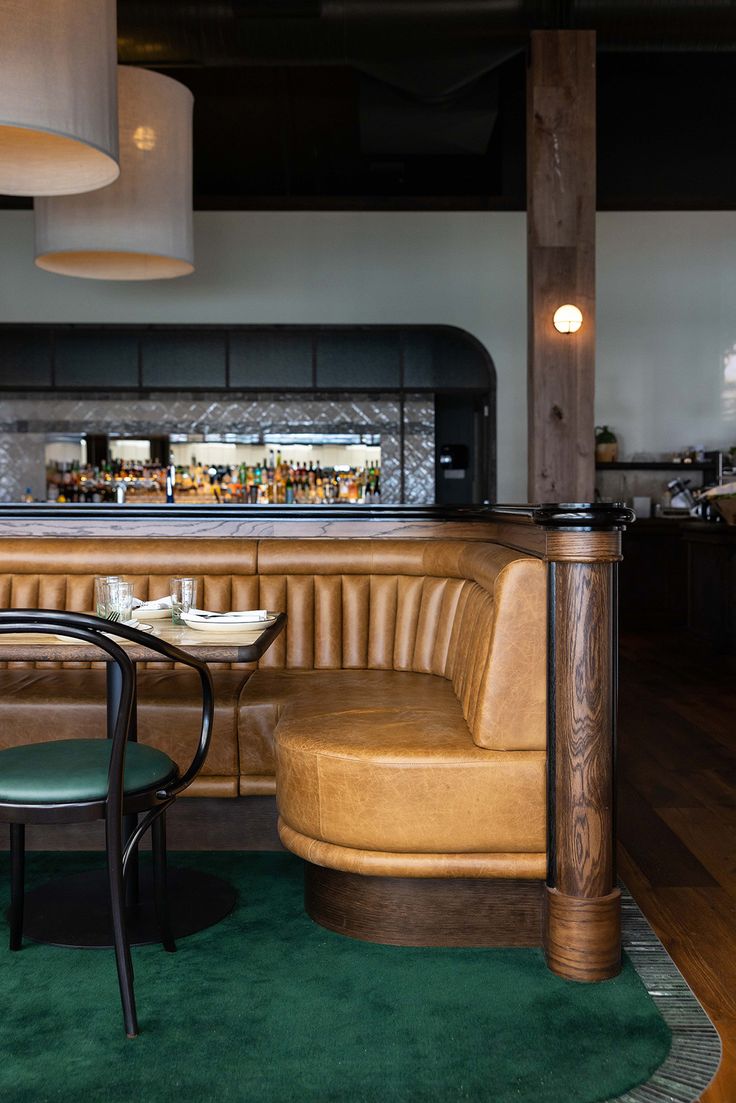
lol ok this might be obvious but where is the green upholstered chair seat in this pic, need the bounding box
[0,740,177,804]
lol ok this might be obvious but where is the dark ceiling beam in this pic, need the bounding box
[117,0,736,71]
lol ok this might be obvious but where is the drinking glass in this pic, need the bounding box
[94,575,122,618]
[101,579,134,624]
[170,577,197,625]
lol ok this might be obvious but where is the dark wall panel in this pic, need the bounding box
[0,330,52,388]
[229,329,312,388]
[316,330,400,389]
[434,394,477,506]
[0,324,493,394]
[141,331,226,388]
[404,329,492,390]
[55,331,140,388]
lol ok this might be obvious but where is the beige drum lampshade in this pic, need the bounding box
[0,0,118,196]
[34,67,194,280]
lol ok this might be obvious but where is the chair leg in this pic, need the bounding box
[152,812,176,953]
[9,823,25,951]
[106,821,139,1038]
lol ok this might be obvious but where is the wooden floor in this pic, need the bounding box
[617,632,736,1103]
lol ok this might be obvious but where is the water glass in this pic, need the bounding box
[170,577,197,625]
[94,575,122,618]
[103,582,132,626]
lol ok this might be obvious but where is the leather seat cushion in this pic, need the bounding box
[238,668,463,784]
[271,670,546,855]
[0,739,176,804]
[0,668,251,779]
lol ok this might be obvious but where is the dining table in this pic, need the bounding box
[0,612,287,949]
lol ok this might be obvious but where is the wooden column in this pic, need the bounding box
[527,30,596,503]
[540,510,629,982]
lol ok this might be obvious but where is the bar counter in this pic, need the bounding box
[0,502,546,547]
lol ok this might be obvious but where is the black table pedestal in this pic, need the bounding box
[20,866,237,948]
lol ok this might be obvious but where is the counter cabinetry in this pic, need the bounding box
[684,523,736,652]
[621,518,736,651]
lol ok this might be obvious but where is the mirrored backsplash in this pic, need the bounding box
[0,392,435,505]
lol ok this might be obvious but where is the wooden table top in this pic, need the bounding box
[0,613,286,665]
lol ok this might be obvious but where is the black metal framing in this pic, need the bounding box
[0,610,215,1039]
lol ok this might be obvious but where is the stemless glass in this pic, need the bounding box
[94,575,122,617]
[106,580,134,624]
[170,577,197,625]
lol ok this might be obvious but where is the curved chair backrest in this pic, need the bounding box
[0,609,215,801]
[0,611,136,821]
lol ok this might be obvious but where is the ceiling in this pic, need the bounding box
[2,2,735,211]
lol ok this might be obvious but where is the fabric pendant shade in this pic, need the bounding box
[34,67,194,280]
[0,0,118,196]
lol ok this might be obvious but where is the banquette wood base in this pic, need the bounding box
[544,886,622,982]
[305,866,623,979]
[304,862,544,948]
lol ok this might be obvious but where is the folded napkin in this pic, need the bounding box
[183,609,270,623]
[132,596,173,611]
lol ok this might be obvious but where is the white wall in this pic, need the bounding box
[597,213,736,458]
[1,209,735,500]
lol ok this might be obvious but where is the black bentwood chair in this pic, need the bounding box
[0,610,214,1039]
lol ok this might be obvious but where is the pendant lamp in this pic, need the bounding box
[0,0,118,196]
[34,67,194,280]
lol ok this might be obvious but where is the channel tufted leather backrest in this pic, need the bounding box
[0,535,546,750]
[257,573,467,674]
[0,539,259,671]
[256,540,546,750]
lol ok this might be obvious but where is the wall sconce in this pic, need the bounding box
[553,304,583,334]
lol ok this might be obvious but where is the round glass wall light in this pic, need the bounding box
[553,304,583,334]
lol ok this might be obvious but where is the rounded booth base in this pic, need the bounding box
[304,861,544,948]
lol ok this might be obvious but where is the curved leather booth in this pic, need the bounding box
[0,519,625,977]
[0,538,545,869]
[0,537,545,841]
[259,540,547,880]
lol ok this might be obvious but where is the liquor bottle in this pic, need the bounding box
[285,469,294,504]
[165,454,176,503]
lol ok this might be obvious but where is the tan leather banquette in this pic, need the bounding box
[0,537,546,879]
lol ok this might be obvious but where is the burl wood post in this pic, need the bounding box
[539,505,634,982]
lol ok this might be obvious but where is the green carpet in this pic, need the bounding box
[0,852,670,1103]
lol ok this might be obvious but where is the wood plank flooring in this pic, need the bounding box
[618,632,736,1103]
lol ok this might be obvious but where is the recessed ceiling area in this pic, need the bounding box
[1,3,734,211]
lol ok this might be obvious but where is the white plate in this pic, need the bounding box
[181,614,277,634]
[133,605,172,621]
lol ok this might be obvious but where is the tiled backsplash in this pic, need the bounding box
[0,392,435,504]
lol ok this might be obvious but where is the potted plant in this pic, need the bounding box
[595,426,618,463]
